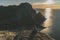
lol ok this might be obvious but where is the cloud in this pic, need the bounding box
[0,0,60,6]
[0,0,47,6]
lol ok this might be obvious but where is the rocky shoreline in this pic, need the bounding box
[0,31,55,40]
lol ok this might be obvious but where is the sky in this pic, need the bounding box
[0,0,60,6]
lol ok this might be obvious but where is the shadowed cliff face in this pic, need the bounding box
[0,3,35,30]
[0,5,19,30]
[0,3,46,31]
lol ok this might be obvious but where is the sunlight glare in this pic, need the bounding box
[45,8,51,19]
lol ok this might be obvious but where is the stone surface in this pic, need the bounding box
[0,31,55,40]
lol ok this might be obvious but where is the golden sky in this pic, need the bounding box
[32,0,60,9]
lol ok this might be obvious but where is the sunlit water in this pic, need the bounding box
[41,8,54,34]
[40,8,60,40]
[36,9,60,40]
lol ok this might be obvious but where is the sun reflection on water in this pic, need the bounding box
[44,8,53,27]
[41,8,53,34]
[45,8,51,19]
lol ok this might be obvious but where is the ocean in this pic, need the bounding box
[36,9,60,40]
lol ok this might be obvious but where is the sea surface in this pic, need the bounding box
[36,9,60,40]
